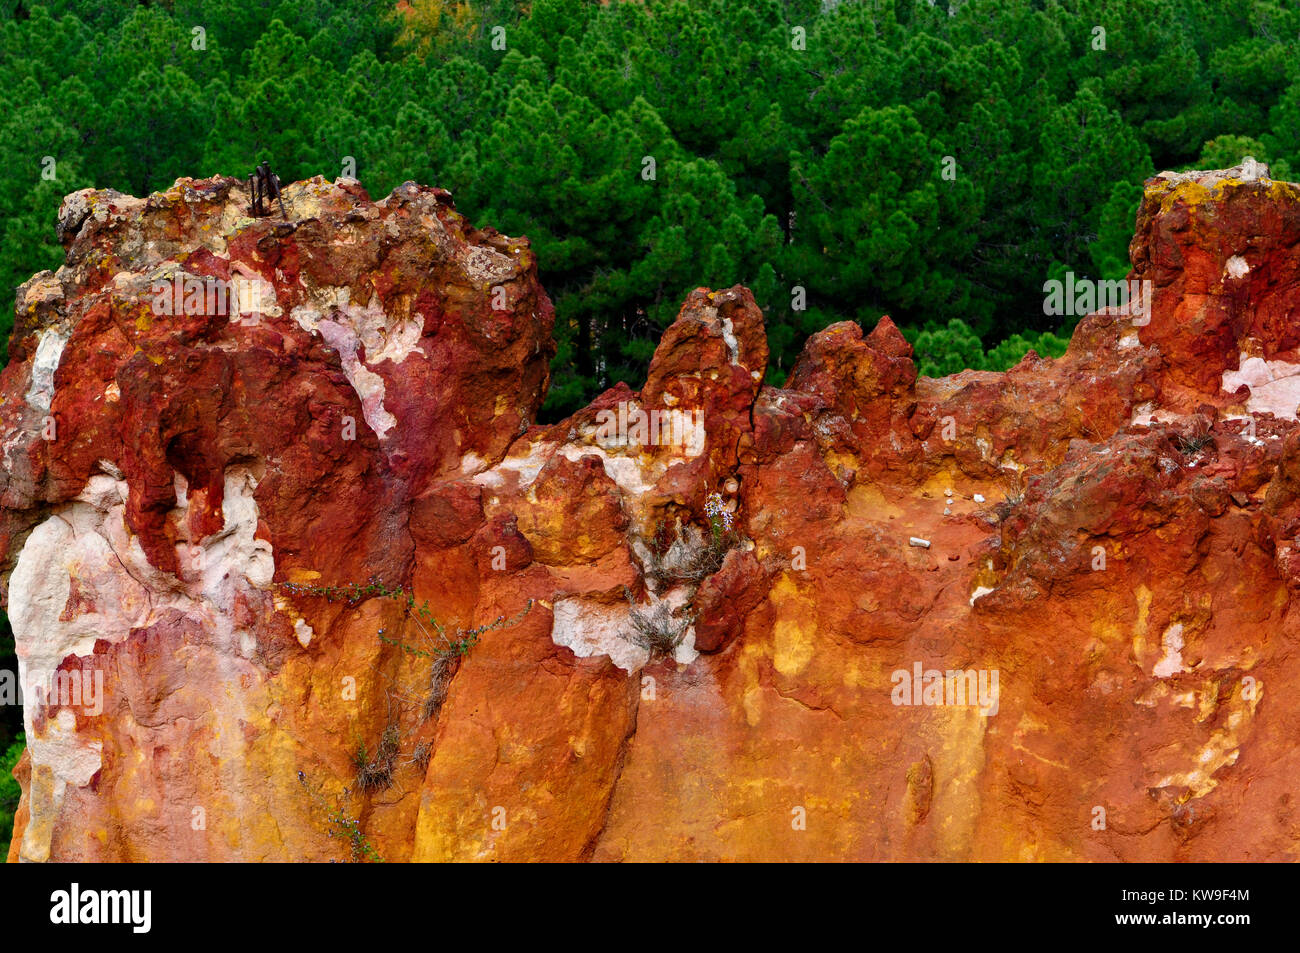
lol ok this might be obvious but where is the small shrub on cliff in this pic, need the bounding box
[377,597,533,723]
[638,493,738,587]
[280,579,532,846]
[642,520,724,583]
[296,770,384,864]
[278,578,532,724]
[411,741,433,772]
[623,589,693,659]
[1176,419,1215,458]
[353,724,401,794]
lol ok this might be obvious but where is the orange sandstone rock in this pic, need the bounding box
[5,168,1300,862]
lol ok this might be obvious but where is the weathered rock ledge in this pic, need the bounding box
[3,167,1300,861]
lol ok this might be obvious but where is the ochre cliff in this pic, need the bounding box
[3,164,1300,861]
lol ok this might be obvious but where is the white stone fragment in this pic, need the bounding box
[25,327,69,412]
[1222,355,1300,420]
[1153,623,1186,678]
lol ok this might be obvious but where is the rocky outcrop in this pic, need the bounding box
[4,166,1300,861]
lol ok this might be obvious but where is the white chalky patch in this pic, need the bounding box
[473,440,556,491]
[315,318,397,439]
[8,465,278,861]
[1130,405,1186,428]
[1152,623,1186,678]
[1224,255,1249,279]
[551,598,649,673]
[549,589,699,673]
[567,445,655,496]
[20,709,102,859]
[1129,402,1155,427]
[553,440,701,535]
[657,585,701,665]
[198,469,275,594]
[584,399,706,457]
[290,286,424,439]
[25,327,69,412]
[232,274,281,324]
[273,593,315,648]
[1150,708,1250,799]
[969,586,995,606]
[1222,355,1300,420]
[719,315,740,364]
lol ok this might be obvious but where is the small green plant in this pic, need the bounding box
[637,492,739,587]
[277,578,406,606]
[377,597,533,722]
[378,598,533,662]
[280,579,533,857]
[278,578,532,723]
[0,733,24,859]
[703,491,735,547]
[1176,420,1214,458]
[297,769,385,863]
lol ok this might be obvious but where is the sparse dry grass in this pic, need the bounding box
[637,518,729,585]
[1176,418,1214,457]
[623,588,692,658]
[354,724,401,794]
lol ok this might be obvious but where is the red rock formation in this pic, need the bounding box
[4,165,1300,862]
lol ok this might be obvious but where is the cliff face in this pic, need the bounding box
[4,166,1300,862]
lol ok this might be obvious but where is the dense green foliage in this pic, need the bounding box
[0,732,21,858]
[0,0,1296,407]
